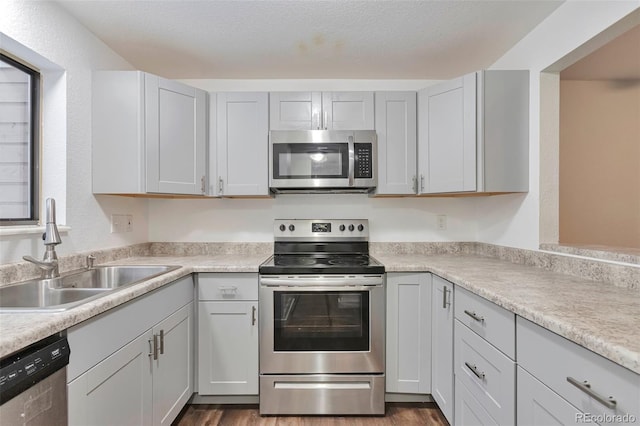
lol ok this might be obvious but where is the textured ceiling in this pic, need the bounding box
[57,0,563,79]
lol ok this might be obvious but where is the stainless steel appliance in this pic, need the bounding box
[259,219,385,416]
[0,334,70,426]
[269,130,377,193]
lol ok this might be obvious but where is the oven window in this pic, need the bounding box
[273,143,348,179]
[273,291,369,351]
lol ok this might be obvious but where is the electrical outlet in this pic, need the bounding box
[125,214,133,232]
[436,214,447,230]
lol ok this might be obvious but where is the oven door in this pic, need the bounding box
[259,275,385,375]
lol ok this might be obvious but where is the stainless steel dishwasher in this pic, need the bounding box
[0,334,70,426]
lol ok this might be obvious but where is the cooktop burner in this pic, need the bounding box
[259,219,385,275]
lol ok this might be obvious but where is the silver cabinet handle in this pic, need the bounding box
[201,176,206,194]
[218,177,223,194]
[219,286,238,295]
[323,110,328,130]
[465,362,485,380]
[464,310,485,323]
[567,377,617,409]
[420,174,425,193]
[251,306,257,326]
[148,338,153,358]
[442,286,451,309]
[347,135,355,186]
[159,330,164,355]
[412,175,417,193]
[152,334,159,360]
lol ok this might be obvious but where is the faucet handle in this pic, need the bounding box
[86,255,96,269]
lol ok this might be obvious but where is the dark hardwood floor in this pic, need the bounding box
[173,403,448,425]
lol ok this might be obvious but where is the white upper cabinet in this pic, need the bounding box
[215,92,269,196]
[417,70,529,194]
[270,91,374,130]
[92,71,207,196]
[374,91,417,195]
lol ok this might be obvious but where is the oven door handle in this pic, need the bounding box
[260,277,383,287]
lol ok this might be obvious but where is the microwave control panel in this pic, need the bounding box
[354,144,373,179]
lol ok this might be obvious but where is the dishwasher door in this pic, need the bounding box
[0,334,70,426]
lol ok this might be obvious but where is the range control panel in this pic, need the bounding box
[274,219,369,241]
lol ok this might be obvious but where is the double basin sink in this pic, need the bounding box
[0,265,180,313]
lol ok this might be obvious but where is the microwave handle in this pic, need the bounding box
[348,135,355,186]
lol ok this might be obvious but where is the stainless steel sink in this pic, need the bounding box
[0,265,180,312]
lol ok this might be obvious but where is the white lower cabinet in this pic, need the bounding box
[67,277,194,426]
[454,320,515,425]
[197,273,259,395]
[386,273,431,394]
[68,331,153,426]
[518,366,583,426]
[152,304,193,426]
[453,286,515,425]
[517,317,640,426]
[431,275,454,424]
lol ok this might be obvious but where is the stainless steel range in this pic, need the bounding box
[259,219,385,416]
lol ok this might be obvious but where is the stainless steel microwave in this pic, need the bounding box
[269,130,377,193]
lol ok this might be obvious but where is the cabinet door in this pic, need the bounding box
[68,330,153,426]
[322,92,375,130]
[216,92,269,196]
[431,275,454,424]
[375,92,417,195]
[269,92,322,130]
[145,75,207,195]
[198,301,259,395]
[418,73,476,193]
[152,303,193,426]
[518,366,582,426]
[386,273,431,394]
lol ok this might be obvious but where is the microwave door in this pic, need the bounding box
[272,143,350,187]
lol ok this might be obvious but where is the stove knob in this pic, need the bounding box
[289,224,295,232]
[358,224,364,232]
[348,224,355,232]
[279,224,286,232]
[339,224,346,232]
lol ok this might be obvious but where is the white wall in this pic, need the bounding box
[477,0,640,250]
[0,1,148,264]
[149,195,477,243]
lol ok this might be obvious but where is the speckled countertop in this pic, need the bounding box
[0,254,268,360]
[1,251,638,376]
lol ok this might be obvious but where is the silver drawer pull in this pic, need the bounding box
[219,286,238,295]
[464,310,485,323]
[442,286,451,309]
[465,362,485,380]
[567,377,617,409]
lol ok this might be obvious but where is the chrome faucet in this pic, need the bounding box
[23,198,62,279]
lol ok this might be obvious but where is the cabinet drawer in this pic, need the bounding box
[455,377,498,426]
[455,286,515,358]
[455,320,515,425]
[517,366,583,426]
[198,273,258,301]
[517,317,640,423]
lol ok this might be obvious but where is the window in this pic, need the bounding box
[0,53,40,224]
